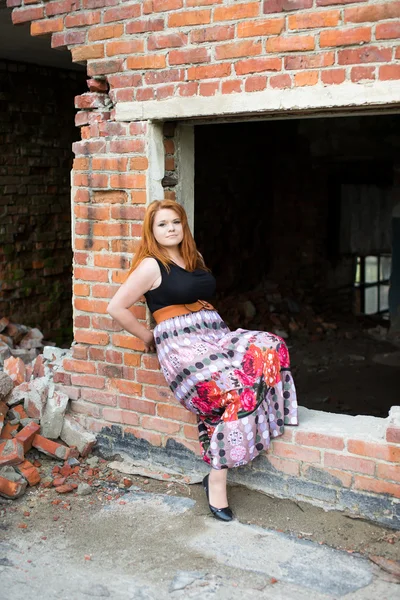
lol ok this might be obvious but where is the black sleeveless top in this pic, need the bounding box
[144,259,216,313]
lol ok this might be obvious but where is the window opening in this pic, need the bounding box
[355,255,391,317]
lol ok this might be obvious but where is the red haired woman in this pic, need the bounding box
[108,200,298,521]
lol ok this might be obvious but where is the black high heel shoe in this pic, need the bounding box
[202,474,234,522]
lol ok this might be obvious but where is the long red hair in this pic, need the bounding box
[128,200,207,274]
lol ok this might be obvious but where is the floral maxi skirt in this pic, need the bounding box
[154,309,298,469]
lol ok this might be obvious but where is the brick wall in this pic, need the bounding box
[0,60,85,343]
[6,0,400,526]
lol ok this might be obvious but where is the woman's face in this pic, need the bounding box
[152,209,184,248]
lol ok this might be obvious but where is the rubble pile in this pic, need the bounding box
[216,281,343,340]
[0,317,54,366]
[0,350,96,500]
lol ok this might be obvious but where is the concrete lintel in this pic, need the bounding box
[147,121,164,204]
[175,124,195,233]
[298,407,387,442]
[116,81,400,122]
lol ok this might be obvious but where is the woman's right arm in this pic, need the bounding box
[107,258,160,352]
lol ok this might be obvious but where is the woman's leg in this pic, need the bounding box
[208,467,228,508]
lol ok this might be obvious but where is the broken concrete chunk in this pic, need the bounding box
[0,344,11,365]
[60,414,96,457]
[77,483,92,496]
[4,323,28,344]
[0,372,13,400]
[0,466,28,499]
[41,391,69,439]
[10,348,37,364]
[43,346,68,363]
[0,401,8,433]
[32,434,70,460]
[23,378,49,420]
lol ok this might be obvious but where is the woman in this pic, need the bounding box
[108,200,298,522]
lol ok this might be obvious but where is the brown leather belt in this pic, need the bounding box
[153,300,215,325]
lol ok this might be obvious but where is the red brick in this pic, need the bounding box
[285,52,335,70]
[271,441,321,463]
[110,206,146,221]
[92,190,128,203]
[267,35,314,53]
[74,267,108,283]
[70,374,105,389]
[188,63,231,80]
[15,422,40,453]
[238,17,284,37]
[93,254,129,269]
[71,44,105,62]
[216,40,261,60]
[92,316,123,332]
[289,9,340,30]
[236,57,281,75]
[74,205,110,220]
[169,48,210,65]
[0,439,24,466]
[123,353,142,367]
[65,12,101,27]
[127,55,167,70]
[270,74,291,88]
[31,18,64,36]
[153,0,182,11]
[87,59,123,76]
[32,435,70,460]
[324,452,375,475]
[245,75,267,92]
[295,431,345,450]
[0,423,19,440]
[354,476,400,499]
[268,455,300,476]
[142,416,180,434]
[106,40,144,56]
[325,468,352,487]
[88,24,124,42]
[148,32,187,50]
[377,463,400,483]
[72,345,89,360]
[221,80,242,94]
[125,428,162,447]
[345,2,400,24]
[386,426,400,444]
[12,6,44,24]
[214,2,259,21]
[321,69,346,84]
[0,401,8,426]
[92,284,119,298]
[191,24,234,43]
[63,359,96,375]
[317,0,366,5]
[264,0,312,12]
[80,388,118,406]
[376,23,400,40]
[55,484,75,494]
[183,424,199,440]
[119,396,156,415]
[320,26,371,48]
[136,370,166,386]
[338,46,392,65]
[102,408,139,426]
[0,474,27,499]
[144,386,174,403]
[108,74,143,89]
[347,440,400,463]
[103,3,141,22]
[52,30,86,47]
[157,403,197,424]
[15,460,41,486]
[126,18,165,34]
[109,379,142,396]
[75,298,109,315]
[74,329,109,348]
[351,66,375,82]
[110,174,146,189]
[74,189,90,203]
[169,9,211,27]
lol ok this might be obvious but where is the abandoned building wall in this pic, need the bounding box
[0,60,85,343]
[5,0,400,524]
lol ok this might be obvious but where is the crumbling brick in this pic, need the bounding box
[4,356,26,386]
[60,414,96,457]
[0,422,19,440]
[32,434,70,460]
[15,460,41,486]
[0,439,25,467]
[0,466,28,499]
[23,378,49,419]
[15,422,41,453]
[0,400,8,433]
